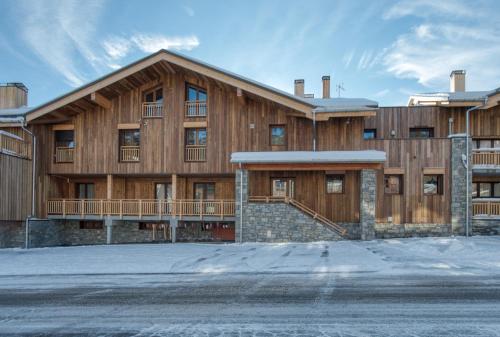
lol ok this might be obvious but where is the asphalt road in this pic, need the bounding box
[1,273,500,336]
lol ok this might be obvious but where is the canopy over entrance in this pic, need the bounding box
[230,150,386,170]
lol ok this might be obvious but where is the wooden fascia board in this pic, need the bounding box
[117,123,141,129]
[183,121,207,128]
[52,124,75,131]
[240,162,383,171]
[310,110,377,121]
[422,167,446,175]
[384,167,404,175]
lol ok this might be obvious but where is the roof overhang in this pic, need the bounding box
[407,95,485,107]
[231,150,386,171]
[26,50,316,123]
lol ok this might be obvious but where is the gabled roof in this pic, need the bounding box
[25,49,378,122]
[26,49,316,122]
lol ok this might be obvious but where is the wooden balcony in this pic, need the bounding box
[185,101,207,117]
[120,146,140,162]
[471,149,500,166]
[473,200,500,217]
[142,102,163,118]
[55,147,74,163]
[0,130,29,159]
[185,145,206,162]
[47,199,235,219]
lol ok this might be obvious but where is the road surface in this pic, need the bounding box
[1,272,499,336]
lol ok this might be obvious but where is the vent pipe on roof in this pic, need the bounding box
[294,79,304,97]
[322,76,330,99]
[450,70,466,93]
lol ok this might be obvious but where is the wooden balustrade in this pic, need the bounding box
[0,131,29,158]
[472,200,500,217]
[185,145,206,162]
[120,146,140,162]
[471,150,500,166]
[185,101,207,117]
[55,147,74,163]
[47,199,235,218]
[142,102,163,118]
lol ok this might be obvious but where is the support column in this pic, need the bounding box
[107,174,113,199]
[172,174,177,200]
[360,169,376,241]
[170,218,177,243]
[105,217,113,244]
[235,169,249,243]
[450,134,472,235]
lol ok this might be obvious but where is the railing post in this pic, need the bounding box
[158,199,162,220]
[62,199,66,218]
[81,199,84,218]
[120,200,123,219]
[199,198,203,219]
[220,200,223,219]
[139,199,142,219]
[100,199,103,218]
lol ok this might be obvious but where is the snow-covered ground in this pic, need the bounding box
[1,236,500,278]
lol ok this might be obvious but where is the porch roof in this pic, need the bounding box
[231,151,386,171]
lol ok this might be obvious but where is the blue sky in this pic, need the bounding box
[1,0,499,107]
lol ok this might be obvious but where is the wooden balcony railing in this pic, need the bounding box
[472,200,500,217]
[47,199,235,219]
[185,100,207,117]
[471,149,500,166]
[185,145,206,162]
[0,130,29,158]
[142,102,163,118]
[55,147,74,163]
[120,146,140,162]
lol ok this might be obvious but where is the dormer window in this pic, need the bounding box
[142,86,163,118]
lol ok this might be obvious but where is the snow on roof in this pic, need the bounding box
[231,150,386,164]
[0,107,31,117]
[304,97,379,113]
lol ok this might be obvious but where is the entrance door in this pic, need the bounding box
[271,178,295,198]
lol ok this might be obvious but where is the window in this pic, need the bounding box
[271,178,295,198]
[79,221,103,230]
[155,183,173,200]
[270,125,286,146]
[119,129,140,162]
[472,139,500,149]
[472,182,500,198]
[384,175,403,194]
[144,86,163,103]
[186,84,207,102]
[363,129,377,140]
[75,183,95,199]
[194,183,215,200]
[410,127,434,138]
[423,175,443,195]
[326,175,344,194]
[185,128,207,146]
[55,130,75,148]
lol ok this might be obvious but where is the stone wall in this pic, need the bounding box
[242,202,341,242]
[472,219,500,236]
[375,223,451,239]
[450,135,472,235]
[234,169,248,243]
[0,221,25,248]
[360,169,376,240]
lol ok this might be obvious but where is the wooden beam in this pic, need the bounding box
[241,162,383,171]
[172,174,177,200]
[117,123,141,129]
[384,167,404,175]
[107,174,113,199]
[423,167,445,175]
[52,124,75,131]
[183,121,207,128]
[90,92,112,110]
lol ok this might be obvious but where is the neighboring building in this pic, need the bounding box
[1,51,500,247]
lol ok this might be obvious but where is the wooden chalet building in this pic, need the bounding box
[1,51,500,247]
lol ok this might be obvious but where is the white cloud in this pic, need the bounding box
[383,0,480,20]
[15,0,105,87]
[374,89,390,97]
[343,50,355,68]
[131,34,200,53]
[102,37,132,60]
[383,23,500,89]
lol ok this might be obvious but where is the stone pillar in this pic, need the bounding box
[170,218,177,243]
[360,169,376,240]
[235,169,249,243]
[105,217,113,244]
[450,134,472,235]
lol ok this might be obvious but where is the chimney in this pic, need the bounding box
[0,83,28,109]
[294,79,304,97]
[450,70,466,92]
[322,75,330,99]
